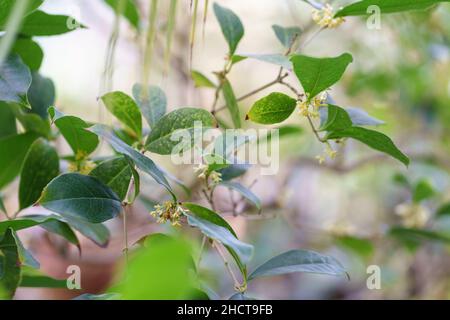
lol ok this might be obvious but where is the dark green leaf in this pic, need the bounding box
[11,38,43,71]
[390,227,450,249]
[0,132,39,189]
[335,0,450,17]
[60,215,109,247]
[28,72,55,119]
[132,84,166,128]
[247,92,296,124]
[183,203,253,265]
[272,24,301,48]
[104,0,140,29]
[0,102,17,138]
[91,124,175,199]
[218,164,250,181]
[19,11,85,36]
[191,70,216,88]
[89,156,132,201]
[290,53,353,99]
[20,275,66,288]
[222,79,241,128]
[213,3,244,55]
[49,107,99,157]
[219,181,261,210]
[19,138,59,209]
[8,103,50,138]
[39,173,122,223]
[101,91,142,138]
[11,230,39,268]
[0,229,20,299]
[319,104,353,131]
[0,54,31,105]
[326,126,410,166]
[145,107,215,155]
[0,194,6,216]
[248,249,347,281]
[436,203,450,217]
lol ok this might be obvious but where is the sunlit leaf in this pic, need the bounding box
[247,92,296,124]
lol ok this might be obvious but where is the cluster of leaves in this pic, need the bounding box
[1,0,449,300]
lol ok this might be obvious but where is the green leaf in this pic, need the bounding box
[104,0,140,29]
[60,215,109,247]
[319,104,353,131]
[0,102,17,138]
[101,91,142,138]
[191,70,216,88]
[290,53,353,99]
[39,173,122,223]
[436,203,450,217]
[222,79,241,128]
[248,249,347,281]
[19,11,85,36]
[20,275,66,288]
[247,92,297,124]
[0,132,39,189]
[0,54,31,105]
[326,126,410,166]
[335,0,450,18]
[91,124,175,199]
[413,179,435,203]
[11,230,39,268]
[183,203,254,265]
[28,72,55,119]
[19,138,59,209]
[272,24,302,49]
[0,0,43,26]
[8,103,50,138]
[132,84,166,128]
[89,156,132,201]
[0,229,20,299]
[213,3,244,55]
[335,235,374,260]
[11,38,43,71]
[230,54,247,65]
[229,293,256,300]
[49,107,99,157]
[390,227,450,250]
[241,54,293,70]
[218,164,250,181]
[145,107,215,155]
[219,181,261,211]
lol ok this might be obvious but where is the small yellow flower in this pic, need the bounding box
[312,4,345,29]
[315,154,326,164]
[150,201,187,227]
[210,171,222,185]
[395,203,430,228]
[315,144,337,164]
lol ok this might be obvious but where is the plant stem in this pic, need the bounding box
[213,241,240,289]
[306,114,326,143]
[142,0,159,91]
[123,204,129,266]
[196,235,207,269]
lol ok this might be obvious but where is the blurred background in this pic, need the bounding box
[3,0,450,299]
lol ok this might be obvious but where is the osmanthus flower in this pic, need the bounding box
[194,163,223,186]
[296,91,328,118]
[395,203,430,228]
[315,143,337,164]
[312,4,345,29]
[149,201,188,227]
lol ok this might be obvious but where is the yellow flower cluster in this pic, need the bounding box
[312,4,345,29]
[395,203,430,228]
[315,143,337,164]
[68,159,96,175]
[297,92,328,118]
[150,201,187,227]
[194,164,222,185]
